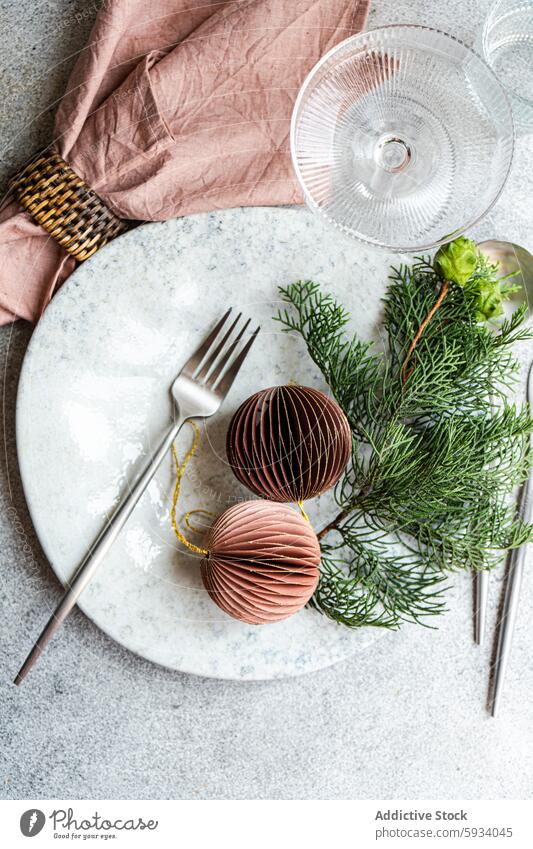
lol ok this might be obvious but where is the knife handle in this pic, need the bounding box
[491,542,527,716]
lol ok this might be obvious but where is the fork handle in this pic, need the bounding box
[14,415,187,685]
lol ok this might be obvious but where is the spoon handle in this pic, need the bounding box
[475,392,498,647]
[474,570,490,645]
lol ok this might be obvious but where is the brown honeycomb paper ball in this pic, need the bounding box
[227,384,351,501]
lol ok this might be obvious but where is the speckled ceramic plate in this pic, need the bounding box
[17,207,397,679]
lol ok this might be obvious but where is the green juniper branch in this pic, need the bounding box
[274,252,533,629]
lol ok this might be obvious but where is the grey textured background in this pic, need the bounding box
[1,0,533,800]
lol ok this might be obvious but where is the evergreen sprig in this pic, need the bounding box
[274,255,533,629]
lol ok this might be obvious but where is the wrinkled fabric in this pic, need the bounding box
[0,0,369,323]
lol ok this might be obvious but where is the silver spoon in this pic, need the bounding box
[477,240,533,714]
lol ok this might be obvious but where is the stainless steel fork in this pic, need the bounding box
[15,310,259,684]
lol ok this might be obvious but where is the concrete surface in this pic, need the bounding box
[1,0,533,800]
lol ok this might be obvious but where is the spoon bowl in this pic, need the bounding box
[478,239,533,316]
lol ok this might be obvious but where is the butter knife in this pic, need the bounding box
[491,358,533,716]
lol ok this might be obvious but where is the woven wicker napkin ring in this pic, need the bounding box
[8,150,128,261]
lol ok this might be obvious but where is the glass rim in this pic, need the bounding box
[290,23,515,252]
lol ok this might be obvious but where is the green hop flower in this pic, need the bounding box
[434,237,477,286]
[475,279,504,322]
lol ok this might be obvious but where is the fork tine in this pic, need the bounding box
[213,326,260,397]
[179,308,232,378]
[196,312,242,381]
[206,318,251,387]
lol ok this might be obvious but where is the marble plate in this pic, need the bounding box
[17,207,398,679]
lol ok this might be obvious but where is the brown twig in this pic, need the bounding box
[401,279,449,384]
[316,509,348,540]
[317,480,375,538]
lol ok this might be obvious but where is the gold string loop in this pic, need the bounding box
[297,500,310,523]
[170,422,209,555]
[184,509,215,533]
[170,425,316,555]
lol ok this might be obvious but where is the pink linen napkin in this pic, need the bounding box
[0,0,369,324]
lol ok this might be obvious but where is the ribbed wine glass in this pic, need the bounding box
[481,0,533,131]
[291,26,514,252]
